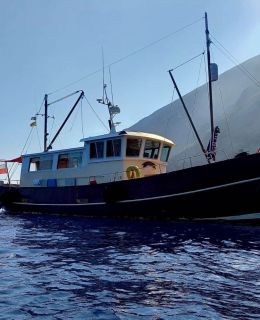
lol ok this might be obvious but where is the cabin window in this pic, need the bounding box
[57,152,82,168]
[39,155,53,170]
[29,157,40,172]
[126,138,142,157]
[57,154,69,169]
[90,141,104,159]
[161,145,171,162]
[71,152,82,167]
[106,139,121,157]
[143,140,160,159]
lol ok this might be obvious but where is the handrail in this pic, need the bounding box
[174,149,230,169]
[0,179,20,186]
[2,151,232,186]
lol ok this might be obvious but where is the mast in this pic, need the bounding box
[97,84,120,133]
[42,90,84,152]
[46,91,84,151]
[205,12,214,141]
[44,94,48,152]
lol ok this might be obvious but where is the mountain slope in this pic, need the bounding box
[129,55,260,170]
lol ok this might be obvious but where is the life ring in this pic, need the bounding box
[126,165,141,179]
[257,148,260,153]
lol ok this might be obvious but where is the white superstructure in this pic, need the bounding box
[20,131,175,187]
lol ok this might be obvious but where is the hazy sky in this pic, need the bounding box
[1,0,260,166]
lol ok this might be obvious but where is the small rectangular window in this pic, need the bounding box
[29,157,40,172]
[29,155,53,172]
[39,155,53,170]
[58,152,83,169]
[106,139,121,157]
[160,145,171,162]
[126,138,142,157]
[90,142,104,159]
[70,152,82,168]
[143,140,160,159]
[57,154,69,169]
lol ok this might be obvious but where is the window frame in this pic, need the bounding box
[89,141,104,159]
[106,139,121,158]
[160,144,171,162]
[29,157,40,172]
[126,138,142,157]
[143,139,161,160]
[57,151,83,169]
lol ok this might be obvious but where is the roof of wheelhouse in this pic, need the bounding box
[22,131,175,159]
[80,130,175,145]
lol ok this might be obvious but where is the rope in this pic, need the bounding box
[80,98,85,138]
[48,90,81,105]
[170,52,205,71]
[48,17,204,95]
[83,95,109,132]
[183,52,205,165]
[210,33,260,89]
[109,67,115,106]
[48,117,56,141]
[217,83,234,156]
[36,125,42,151]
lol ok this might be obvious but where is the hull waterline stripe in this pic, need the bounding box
[12,176,260,207]
[119,176,260,203]
[13,202,106,206]
[195,212,260,221]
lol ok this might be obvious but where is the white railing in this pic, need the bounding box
[174,149,230,170]
[0,179,20,186]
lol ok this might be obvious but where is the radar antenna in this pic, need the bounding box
[97,51,120,133]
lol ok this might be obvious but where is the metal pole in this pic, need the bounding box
[5,162,11,185]
[46,91,84,151]
[44,94,48,152]
[205,12,214,140]
[168,70,209,163]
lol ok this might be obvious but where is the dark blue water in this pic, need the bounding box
[0,210,259,319]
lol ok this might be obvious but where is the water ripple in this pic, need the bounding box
[0,211,259,319]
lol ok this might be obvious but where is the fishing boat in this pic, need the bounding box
[1,13,260,221]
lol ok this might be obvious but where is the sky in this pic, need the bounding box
[1,0,260,175]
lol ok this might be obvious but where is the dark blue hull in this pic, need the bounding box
[2,153,260,220]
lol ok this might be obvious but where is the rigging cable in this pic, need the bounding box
[9,99,44,179]
[48,17,204,95]
[48,90,82,105]
[48,117,56,142]
[210,33,260,89]
[210,48,235,157]
[22,97,44,155]
[102,47,105,102]
[203,47,210,114]
[83,95,109,132]
[9,97,45,180]
[67,96,86,139]
[217,83,235,156]
[109,67,115,106]
[183,52,205,166]
[35,125,42,152]
[80,98,85,138]
[69,101,82,132]
[170,52,205,71]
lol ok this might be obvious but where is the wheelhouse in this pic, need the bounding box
[20,131,175,187]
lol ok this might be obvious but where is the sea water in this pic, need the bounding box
[0,210,259,320]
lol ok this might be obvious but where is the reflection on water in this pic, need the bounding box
[0,211,259,319]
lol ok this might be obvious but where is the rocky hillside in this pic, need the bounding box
[129,55,260,171]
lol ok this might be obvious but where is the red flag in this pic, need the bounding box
[6,156,22,163]
[0,156,22,163]
[0,163,8,174]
